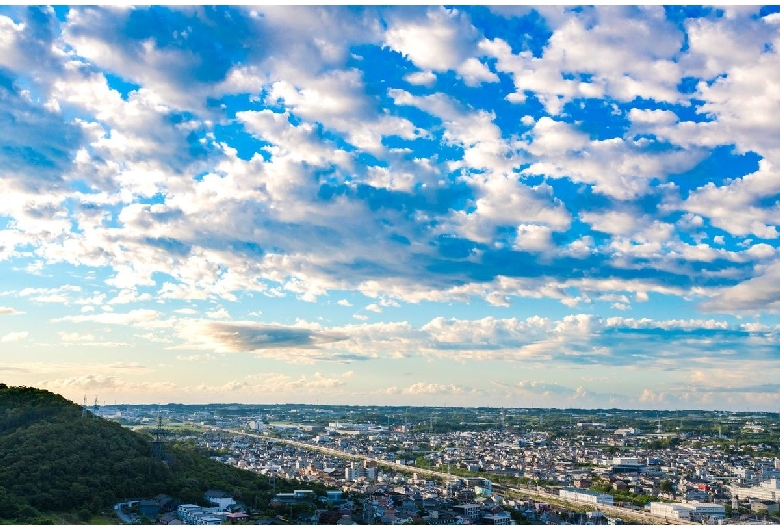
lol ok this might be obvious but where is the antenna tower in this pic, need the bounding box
[82,395,88,418]
[151,412,166,460]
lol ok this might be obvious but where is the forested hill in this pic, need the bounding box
[0,385,278,524]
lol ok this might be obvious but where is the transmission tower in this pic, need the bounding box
[82,395,88,418]
[151,413,166,460]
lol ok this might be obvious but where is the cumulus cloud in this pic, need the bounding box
[384,7,498,86]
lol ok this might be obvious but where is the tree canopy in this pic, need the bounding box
[0,385,288,523]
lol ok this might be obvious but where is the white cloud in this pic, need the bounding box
[483,6,685,114]
[384,7,497,86]
[401,382,476,395]
[1,331,28,342]
[403,70,437,87]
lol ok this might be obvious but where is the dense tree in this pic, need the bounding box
[0,386,293,523]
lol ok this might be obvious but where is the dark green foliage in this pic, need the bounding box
[0,386,280,523]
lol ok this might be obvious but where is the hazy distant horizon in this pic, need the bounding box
[2,6,780,411]
[83,401,780,414]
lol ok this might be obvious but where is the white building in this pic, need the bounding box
[614,427,641,436]
[650,502,725,522]
[650,502,692,520]
[204,490,235,510]
[730,478,780,501]
[559,488,614,506]
[345,461,377,481]
[247,419,264,431]
[689,502,726,522]
[177,504,224,525]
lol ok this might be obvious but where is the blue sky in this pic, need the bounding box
[2,6,780,409]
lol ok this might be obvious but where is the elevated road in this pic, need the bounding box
[210,427,698,525]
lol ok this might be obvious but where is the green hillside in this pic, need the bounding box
[0,384,290,524]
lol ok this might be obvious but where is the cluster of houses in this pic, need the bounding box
[126,490,248,525]
[179,417,780,525]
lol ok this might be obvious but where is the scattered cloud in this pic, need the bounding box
[1,331,28,342]
[1,6,780,407]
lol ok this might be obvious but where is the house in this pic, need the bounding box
[205,489,236,510]
[177,504,224,525]
[336,514,358,525]
[453,503,481,519]
[225,512,249,524]
[138,500,160,519]
[154,494,176,513]
[158,513,179,525]
[482,511,512,525]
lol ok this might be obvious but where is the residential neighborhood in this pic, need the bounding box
[108,404,780,525]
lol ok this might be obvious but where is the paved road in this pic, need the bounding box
[208,427,699,525]
[113,503,135,524]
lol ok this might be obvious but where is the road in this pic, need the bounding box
[209,426,699,525]
[113,503,135,524]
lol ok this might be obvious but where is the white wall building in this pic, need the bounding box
[650,503,692,520]
[689,503,726,522]
[650,502,725,522]
[559,488,614,506]
[345,462,377,481]
[204,490,235,510]
[177,504,224,525]
[730,478,780,501]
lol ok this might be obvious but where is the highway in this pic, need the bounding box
[209,426,699,525]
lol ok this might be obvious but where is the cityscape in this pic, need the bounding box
[2,4,780,526]
[86,402,780,525]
